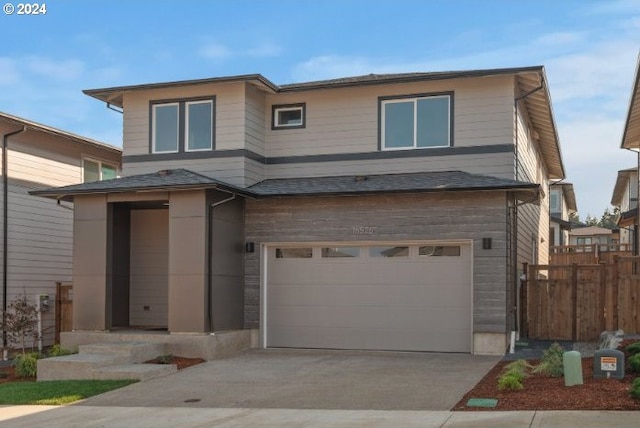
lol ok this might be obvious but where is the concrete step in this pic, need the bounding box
[79,342,167,363]
[38,353,127,381]
[94,363,177,381]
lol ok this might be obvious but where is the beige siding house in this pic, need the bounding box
[611,167,637,246]
[34,66,565,356]
[0,112,121,351]
[549,183,577,246]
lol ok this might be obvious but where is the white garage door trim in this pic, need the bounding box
[261,239,474,353]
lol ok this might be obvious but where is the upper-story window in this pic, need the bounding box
[83,158,118,183]
[272,103,305,130]
[151,97,215,153]
[550,190,561,213]
[380,93,452,150]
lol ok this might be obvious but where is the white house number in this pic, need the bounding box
[351,226,376,235]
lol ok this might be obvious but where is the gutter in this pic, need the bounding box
[2,126,26,349]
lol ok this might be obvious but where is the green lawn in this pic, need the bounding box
[0,379,137,405]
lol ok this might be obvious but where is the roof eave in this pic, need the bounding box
[621,52,640,150]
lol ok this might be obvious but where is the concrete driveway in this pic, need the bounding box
[78,349,499,410]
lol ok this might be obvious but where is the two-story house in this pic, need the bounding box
[549,182,577,246]
[33,66,565,356]
[611,167,637,246]
[0,112,121,353]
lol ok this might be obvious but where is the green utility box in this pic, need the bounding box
[563,351,583,386]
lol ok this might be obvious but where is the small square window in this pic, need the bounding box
[83,158,119,183]
[272,104,305,129]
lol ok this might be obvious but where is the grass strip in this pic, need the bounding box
[0,379,137,405]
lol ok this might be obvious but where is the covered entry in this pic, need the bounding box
[265,242,472,353]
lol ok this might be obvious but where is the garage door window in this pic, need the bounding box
[321,247,360,258]
[369,246,409,257]
[275,248,313,259]
[419,246,461,256]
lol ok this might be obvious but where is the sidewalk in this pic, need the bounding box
[1,406,639,427]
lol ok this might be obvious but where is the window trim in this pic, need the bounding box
[149,96,216,154]
[82,157,119,183]
[185,99,214,152]
[151,102,180,154]
[378,92,453,151]
[272,103,306,130]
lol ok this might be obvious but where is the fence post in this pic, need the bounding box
[571,263,578,341]
[520,262,528,338]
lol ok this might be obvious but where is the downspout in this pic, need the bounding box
[207,190,237,333]
[512,82,543,334]
[2,127,26,350]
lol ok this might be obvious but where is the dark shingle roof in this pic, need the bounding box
[31,169,539,202]
[248,171,539,196]
[30,169,249,199]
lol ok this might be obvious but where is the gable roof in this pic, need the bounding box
[621,52,640,149]
[569,226,613,236]
[83,66,563,180]
[31,169,540,202]
[0,111,121,154]
[611,167,637,206]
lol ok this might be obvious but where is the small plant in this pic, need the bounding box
[533,342,564,377]
[0,292,38,355]
[156,354,173,364]
[12,352,41,378]
[496,359,531,391]
[47,344,74,357]
[498,373,524,391]
[629,354,640,373]
[631,377,640,399]
[626,341,640,357]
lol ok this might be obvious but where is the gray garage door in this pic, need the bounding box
[266,243,472,353]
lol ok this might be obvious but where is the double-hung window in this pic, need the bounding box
[151,97,214,153]
[380,93,451,150]
[83,158,118,183]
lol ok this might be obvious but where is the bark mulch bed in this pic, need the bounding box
[453,340,640,411]
[0,355,205,385]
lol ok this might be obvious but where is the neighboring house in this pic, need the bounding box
[0,112,121,351]
[611,167,637,246]
[568,226,615,246]
[549,182,577,246]
[33,66,565,356]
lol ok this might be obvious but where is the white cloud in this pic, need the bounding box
[0,58,21,86]
[24,57,85,81]
[198,42,231,59]
[534,31,585,46]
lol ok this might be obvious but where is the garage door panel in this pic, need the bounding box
[267,242,472,353]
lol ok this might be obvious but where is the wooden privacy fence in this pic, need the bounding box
[55,283,73,344]
[522,256,640,342]
[549,244,632,265]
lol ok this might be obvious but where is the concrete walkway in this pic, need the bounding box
[1,406,639,427]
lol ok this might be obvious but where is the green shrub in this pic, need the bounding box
[47,344,73,357]
[12,352,41,378]
[631,378,640,399]
[503,359,532,378]
[533,342,564,377]
[626,342,640,357]
[156,354,173,364]
[498,373,524,391]
[629,354,640,373]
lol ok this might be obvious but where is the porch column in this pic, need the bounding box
[72,195,109,330]
[168,190,208,333]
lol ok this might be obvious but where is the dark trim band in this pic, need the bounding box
[123,144,514,165]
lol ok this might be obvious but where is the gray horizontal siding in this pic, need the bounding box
[244,191,510,333]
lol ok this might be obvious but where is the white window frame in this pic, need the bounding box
[82,157,119,183]
[185,100,214,152]
[151,102,180,154]
[381,95,451,151]
[272,104,305,129]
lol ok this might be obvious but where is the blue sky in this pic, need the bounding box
[1,0,639,217]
